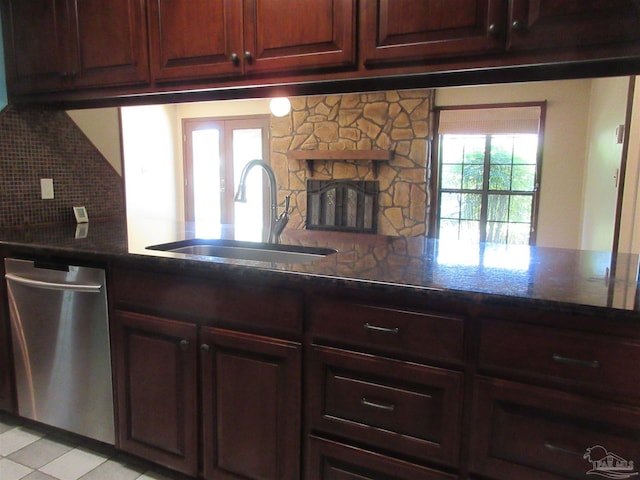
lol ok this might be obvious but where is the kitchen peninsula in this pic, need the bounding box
[1,217,639,480]
[2,1,640,480]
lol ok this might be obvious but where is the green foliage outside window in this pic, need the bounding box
[438,134,539,245]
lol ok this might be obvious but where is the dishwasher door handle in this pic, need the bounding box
[5,273,103,293]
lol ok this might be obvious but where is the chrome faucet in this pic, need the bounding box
[234,159,290,244]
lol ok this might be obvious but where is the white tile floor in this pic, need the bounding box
[0,412,189,480]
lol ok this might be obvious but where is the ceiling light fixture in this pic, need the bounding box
[269,97,291,117]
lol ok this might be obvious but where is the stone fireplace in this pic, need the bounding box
[270,89,434,236]
[306,179,379,234]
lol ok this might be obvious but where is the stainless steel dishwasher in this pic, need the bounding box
[5,258,115,445]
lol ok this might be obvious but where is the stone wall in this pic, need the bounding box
[270,89,434,236]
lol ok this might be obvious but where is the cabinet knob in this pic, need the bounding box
[244,51,252,62]
[179,339,189,350]
[230,52,239,65]
[511,19,525,32]
[200,344,210,353]
[487,23,499,36]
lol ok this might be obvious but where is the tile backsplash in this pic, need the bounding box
[0,105,124,227]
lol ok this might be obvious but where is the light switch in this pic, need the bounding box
[41,178,54,199]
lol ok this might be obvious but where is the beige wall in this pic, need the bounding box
[580,77,629,251]
[121,104,181,221]
[436,79,592,249]
[619,77,640,254]
[67,108,123,175]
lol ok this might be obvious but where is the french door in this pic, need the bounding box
[183,116,270,239]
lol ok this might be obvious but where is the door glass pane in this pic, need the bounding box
[193,129,221,237]
[232,128,265,241]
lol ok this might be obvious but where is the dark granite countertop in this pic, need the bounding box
[0,217,639,317]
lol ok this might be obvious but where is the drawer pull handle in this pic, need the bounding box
[364,323,399,334]
[361,397,395,412]
[552,354,600,369]
[544,441,582,457]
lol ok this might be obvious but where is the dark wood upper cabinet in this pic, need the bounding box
[70,0,149,87]
[1,0,72,93]
[3,0,640,100]
[360,0,506,66]
[360,0,640,67]
[148,0,243,82]
[507,0,640,52]
[243,0,356,74]
[149,0,356,82]
[1,0,149,94]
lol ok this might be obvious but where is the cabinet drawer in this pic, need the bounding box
[309,296,465,364]
[110,267,302,334]
[470,377,640,480]
[307,345,463,466]
[307,436,457,480]
[479,319,640,399]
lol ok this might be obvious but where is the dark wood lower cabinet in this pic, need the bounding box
[307,345,463,467]
[113,312,302,480]
[470,376,640,480]
[307,436,457,480]
[200,327,301,480]
[112,310,198,476]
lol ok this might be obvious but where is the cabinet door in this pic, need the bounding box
[148,0,243,82]
[508,0,640,52]
[113,311,198,476]
[243,0,356,74]
[360,0,506,67]
[0,0,72,94]
[200,327,301,480]
[70,0,149,87]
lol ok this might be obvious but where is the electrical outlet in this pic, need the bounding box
[40,178,54,199]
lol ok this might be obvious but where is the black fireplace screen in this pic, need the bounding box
[306,180,379,233]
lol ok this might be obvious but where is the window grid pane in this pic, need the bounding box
[438,132,539,245]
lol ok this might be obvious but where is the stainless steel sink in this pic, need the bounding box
[147,239,336,264]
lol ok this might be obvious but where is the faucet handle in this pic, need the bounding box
[284,194,291,213]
